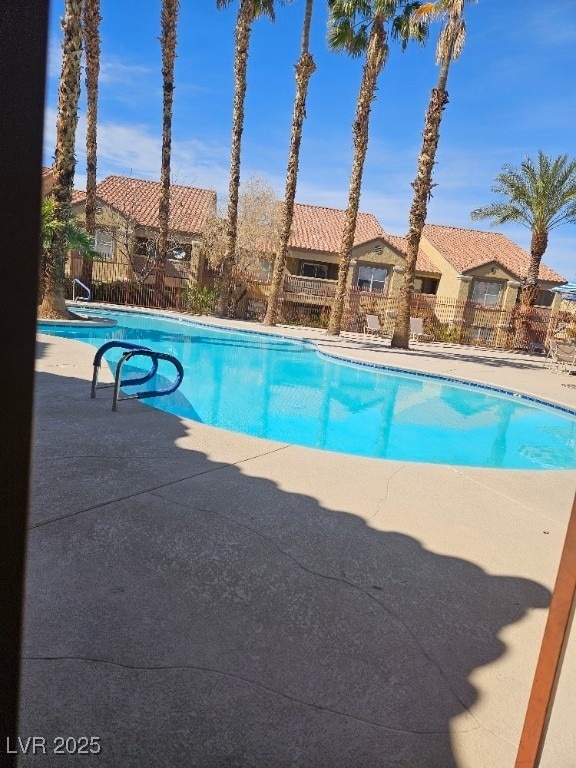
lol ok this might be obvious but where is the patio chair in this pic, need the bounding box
[529,340,546,354]
[364,314,384,336]
[410,317,427,341]
[546,339,576,374]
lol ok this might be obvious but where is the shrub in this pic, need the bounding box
[431,324,468,344]
[182,284,218,314]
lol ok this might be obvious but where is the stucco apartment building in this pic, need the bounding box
[278,204,564,309]
[66,174,216,288]
[45,170,566,330]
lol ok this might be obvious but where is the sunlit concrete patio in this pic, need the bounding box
[19,318,576,767]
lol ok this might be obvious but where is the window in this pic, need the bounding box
[535,289,554,307]
[414,277,439,295]
[258,259,272,282]
[94,229,113,261]
[471,279,503,307]
[135,237,153,256]
[167,243,191,261]
[356,266,388,293]
[470,326,494,343]
[300,262,328,279]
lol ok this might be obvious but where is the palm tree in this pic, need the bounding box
[155,0,180,305]
[216,0,275,317]
[40,0,84,320]
[263,0,316,327]
[81,0,101,288]
[391,0,471,349]
[39,198,96,304]
[471,152,576,314]
[326,0,424,336]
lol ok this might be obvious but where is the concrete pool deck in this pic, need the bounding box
[18,317,576,767]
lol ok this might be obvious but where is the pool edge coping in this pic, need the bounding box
[45,301,576,420]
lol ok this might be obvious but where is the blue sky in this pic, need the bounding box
[44,0,576,279]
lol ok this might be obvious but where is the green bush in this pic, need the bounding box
[431,324,468,343]
[183,284,218,314]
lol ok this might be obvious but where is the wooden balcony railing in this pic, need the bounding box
[283,275,337,297]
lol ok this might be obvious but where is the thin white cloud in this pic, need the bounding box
[42,105,575,278]
[99,57,152,85]
[44,108,229,192]
[526,6,576,46]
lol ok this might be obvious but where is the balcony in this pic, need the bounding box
[283,275,337,302]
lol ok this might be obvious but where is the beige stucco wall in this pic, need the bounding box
[466,262,512,281]
[418,238,463,296]
[70,199,200,284]
[41,172,54,198]
[286,238,440,296]
[288,248,339,267]
[287,240,404,271]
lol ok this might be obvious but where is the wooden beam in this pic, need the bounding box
[514,492,576,768]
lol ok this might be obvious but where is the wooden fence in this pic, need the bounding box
[65,258,575,350]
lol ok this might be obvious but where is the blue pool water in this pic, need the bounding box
[39,307,576,470]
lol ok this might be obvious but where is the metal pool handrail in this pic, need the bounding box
[112,350,184,411]
[91,341,159,399]
[72,278,91,302]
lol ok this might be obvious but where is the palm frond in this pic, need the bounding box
[328,17,370,55]
[216,0,275,20]
[255,0,276,21]
[41,197,96,257]
[412,2,438,21]
[435,10,466,63]
[471,202,531,228]
[472,151,576,235]
[41,198,64,250]
[329,0,431,54]
[435,23,451,63]
[451,17,466,59]
[66,220,97,257]
[392,2,429,50]
[328,0,372,18]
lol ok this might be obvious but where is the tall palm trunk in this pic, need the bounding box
[216,0,254,317]
[327,16,386,336]
[525,230,548,294]
[516,229,548,345]
[81,0,101,287]
[263,0,315,327]
[391,58,450,348]
[40,0,83,319]
[156,0,180,306]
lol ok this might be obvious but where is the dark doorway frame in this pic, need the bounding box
[0,2,49,765]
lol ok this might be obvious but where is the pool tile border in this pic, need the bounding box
[43,303,576,420]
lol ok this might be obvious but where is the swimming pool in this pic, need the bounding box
[39,307,576,470]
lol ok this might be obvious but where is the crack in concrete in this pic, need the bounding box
[447,465,564,525]
[23,655,474,736]
[148,493,482,730]
[338,464,406,568]
[28,444,292,531]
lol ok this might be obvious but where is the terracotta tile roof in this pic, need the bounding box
[288,203,386,253]
[71,188,86,204]
[383,234,440,275]
[74,175,216,236]
[422,224,565,283]
[42,166,53,179]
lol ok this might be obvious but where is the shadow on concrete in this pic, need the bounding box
[17,367,550,768]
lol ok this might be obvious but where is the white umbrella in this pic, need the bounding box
[551,283,576,301]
